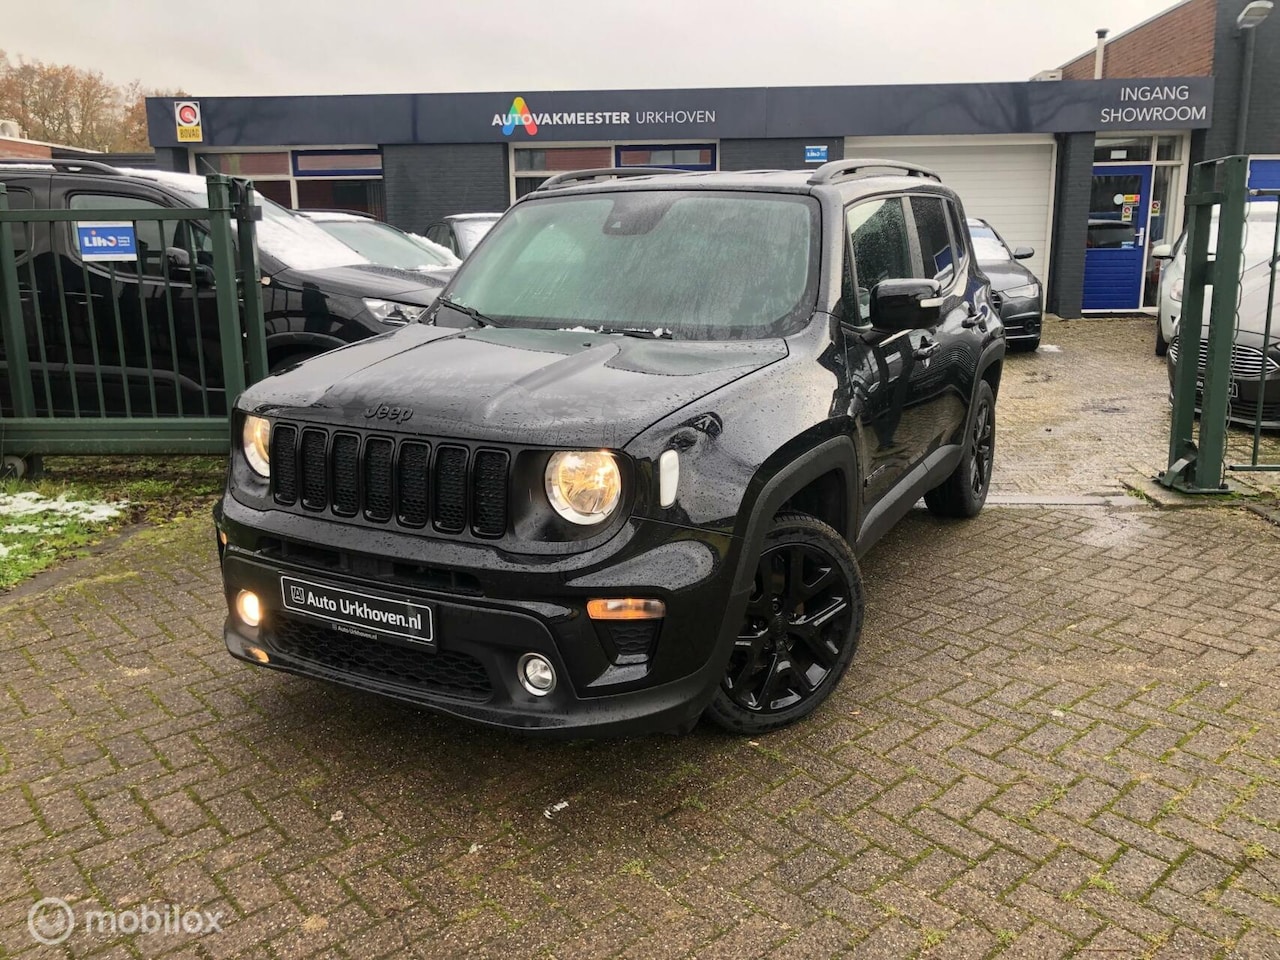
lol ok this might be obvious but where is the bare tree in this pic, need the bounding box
[0,50,181,151]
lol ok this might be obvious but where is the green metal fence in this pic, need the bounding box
[1159,155,1280,492]
[0,173,267,458]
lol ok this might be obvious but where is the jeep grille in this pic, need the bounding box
[270,424,511,539]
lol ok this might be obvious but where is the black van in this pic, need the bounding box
[0,160,445,418]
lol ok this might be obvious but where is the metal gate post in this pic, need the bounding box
[1194,156,1248,490]
[233,179,269,386]
[0,183,35,418]
[206,174,248,403]
[1163,163,1215,484]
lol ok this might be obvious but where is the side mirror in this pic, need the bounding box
[166,247,214,286]
[870,278,942,332]
[1151,243,1174,260]
[1012,246,1035,260]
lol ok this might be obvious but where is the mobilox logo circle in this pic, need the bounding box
[28,898,74,945]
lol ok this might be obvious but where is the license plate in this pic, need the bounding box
[280,575,434,647]
[1196,378,1240,398]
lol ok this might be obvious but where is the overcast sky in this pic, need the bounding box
[6,0,1180,96]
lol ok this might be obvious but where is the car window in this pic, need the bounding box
[68,193,211,278]
[909,196,955,286]
[4,187,33,261]
[453,218,496,255]
[967,221,1011,262]
[846,197,913,314]
[316,219,453,269]
[947,202,969,264]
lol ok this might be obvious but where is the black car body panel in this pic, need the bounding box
[968,218,1043,343]
[218,165,1006,736]
[0,163,447,417]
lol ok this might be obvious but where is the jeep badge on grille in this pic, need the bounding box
[364,403,413,424]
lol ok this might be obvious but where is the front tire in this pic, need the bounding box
[1155,320,1169,357]
[705,513,864,734]
[924,379,995,519]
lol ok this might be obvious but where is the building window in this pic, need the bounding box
[1094,137,1153,163]
[190,148,384,216]
[511,146,613,199]
[616,145,716,170]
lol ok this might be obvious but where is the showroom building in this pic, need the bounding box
[145,0,1278,319]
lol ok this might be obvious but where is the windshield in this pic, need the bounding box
[443,192,819,339]
[454,217,499,254]
[967,222,1010,262]
[315,219,454,269]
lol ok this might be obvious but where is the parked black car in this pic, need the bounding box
[217,160,1005,736]
[422,213,501,259]
[967,217,1043,351]
[0,160,447,418]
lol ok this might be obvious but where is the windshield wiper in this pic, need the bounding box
[438,296,502,328]
[613,328,674,340]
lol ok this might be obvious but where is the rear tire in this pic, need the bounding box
[705,513,864,734]
[924,380,995,519]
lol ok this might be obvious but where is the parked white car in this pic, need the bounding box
[1151,203,1280,428]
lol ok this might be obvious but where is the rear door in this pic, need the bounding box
[905,194,979,448]
[843,195,940,506]
[56,179,222,416]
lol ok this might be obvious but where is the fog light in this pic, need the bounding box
[518,653,556,696]
[244,646,270,664]
[587,598,666,620]
[235,590,261,628]
[218,530,228,546]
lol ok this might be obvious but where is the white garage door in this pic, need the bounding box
[843,137,1056,285]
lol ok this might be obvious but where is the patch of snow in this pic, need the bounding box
[406,233,461,266]
[119,168,367,271]
[558,326,603,333]
[0,491,127,524]
[543,800,570,820]
[1039,344,1062,353]
[297,210,370,223]
[0,543,10,558]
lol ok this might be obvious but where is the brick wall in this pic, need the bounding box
[1195,0,1280,161]
[1046,132,1095,319]
[382,144,509,233]
[1060,0,1215,79]
[720,138,844,171]
[0,138,52,159]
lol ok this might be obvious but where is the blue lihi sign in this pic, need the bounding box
[76,222,138,262]
[804,145,828,163]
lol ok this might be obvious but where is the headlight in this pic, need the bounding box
[242,415,271,477]
[545,451,621,525]
[1171,277,1183,302]
[363,298,428,325]
[1004,282,1040,300]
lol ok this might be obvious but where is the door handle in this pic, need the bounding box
[961,304,986,331]
[914,337,939,360]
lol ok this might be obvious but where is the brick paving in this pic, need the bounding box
[2,318,1280,958]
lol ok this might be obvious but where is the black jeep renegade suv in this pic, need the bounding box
[215,160,1004,736]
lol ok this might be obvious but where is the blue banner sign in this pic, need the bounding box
[804,145,828,163]
[76,222,138,262]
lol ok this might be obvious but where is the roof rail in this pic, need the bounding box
[532,167,686,192]
[807,157,940,185]
[0,157,122,176]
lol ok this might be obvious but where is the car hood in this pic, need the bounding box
[270,263,446,305]
[978,260,1039,292]
[1189,262,1280,338]
[240,324,788,447]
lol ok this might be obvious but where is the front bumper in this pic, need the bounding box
[216,495,749,736]
[997,293,1043,341]
[1165,358,1280,429]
